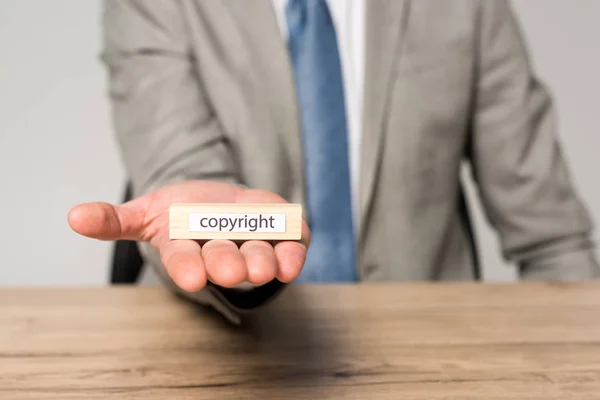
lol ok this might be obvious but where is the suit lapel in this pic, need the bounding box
[359,0,410,241]
[224,0,410,231]
[226,0,305,207]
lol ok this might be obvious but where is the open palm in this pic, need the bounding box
[68,181,310,292]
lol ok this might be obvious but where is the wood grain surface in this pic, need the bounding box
[1,282,600,399]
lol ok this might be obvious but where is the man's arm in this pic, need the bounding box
[102,0,237,197]
[97,0,304,321]
[469,0,599,280]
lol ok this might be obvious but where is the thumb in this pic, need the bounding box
[68,200,147,241]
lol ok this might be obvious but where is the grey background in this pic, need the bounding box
[0,0,598,286]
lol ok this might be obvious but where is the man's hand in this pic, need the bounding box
[68,181,310,292]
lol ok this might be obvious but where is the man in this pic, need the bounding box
[69,0,599,323]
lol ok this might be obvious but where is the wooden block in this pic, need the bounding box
[169,203,303,241]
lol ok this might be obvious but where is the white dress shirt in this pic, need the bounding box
[271,0,365,230]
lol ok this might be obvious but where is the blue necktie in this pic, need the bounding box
[286,0,357,282]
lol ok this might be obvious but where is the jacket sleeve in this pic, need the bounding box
[102,0,283,322]
[469,0,599,280]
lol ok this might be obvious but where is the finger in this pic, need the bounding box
[240,241,278,285]
[159,239,207,292]
[67,198,147,241]
[275,220,310,283]
[202,240,247,288]
[274,242,307,283]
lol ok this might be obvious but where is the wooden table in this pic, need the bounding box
[2,283,600,399]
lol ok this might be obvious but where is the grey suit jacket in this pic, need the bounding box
[102,0,599,319]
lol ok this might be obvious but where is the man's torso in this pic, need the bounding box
[157,0,482,280]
